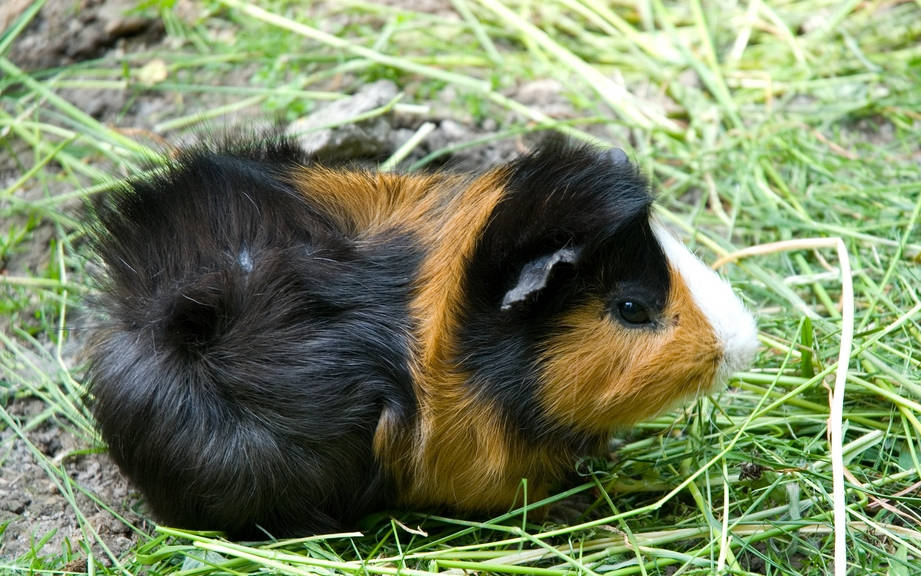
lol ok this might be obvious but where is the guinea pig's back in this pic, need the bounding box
[86,141,417,537]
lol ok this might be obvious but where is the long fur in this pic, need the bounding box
[87,139,417,536]
[86,135,750,537]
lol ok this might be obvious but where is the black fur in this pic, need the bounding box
[87,140,417,537]
[86,136,673,537]
[457,140,670,439]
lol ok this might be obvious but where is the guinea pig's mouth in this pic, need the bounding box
[712,318,759,389]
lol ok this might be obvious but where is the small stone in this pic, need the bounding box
[287,80,399,158]
[100,0,152,38]
[0,492,31,515]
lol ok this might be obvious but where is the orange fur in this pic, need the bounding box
[368,168,539,508]
[299,167,722,512]
[538,267,721,433]
[290,166,520,505]
[288,167,455,237]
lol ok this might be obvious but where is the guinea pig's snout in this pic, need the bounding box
[652,222,760,386]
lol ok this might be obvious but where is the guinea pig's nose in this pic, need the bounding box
[651,221,759,384]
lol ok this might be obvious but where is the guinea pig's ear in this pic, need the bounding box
[470,139,647,315]
[500,245,582,312]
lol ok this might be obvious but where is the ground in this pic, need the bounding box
[1,1,161,558]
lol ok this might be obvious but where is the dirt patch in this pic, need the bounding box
[0,400,144,563]
[5,0,164,72]
[2,0,203,562]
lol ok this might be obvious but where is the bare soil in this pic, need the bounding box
[2,0,167,562]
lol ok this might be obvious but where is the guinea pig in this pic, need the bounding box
[85,135,758,538]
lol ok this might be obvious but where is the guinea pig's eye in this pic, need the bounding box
[616,299,652,325]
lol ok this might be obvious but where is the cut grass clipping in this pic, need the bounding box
[2,0,920,575]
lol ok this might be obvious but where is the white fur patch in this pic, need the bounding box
[652,221,759,384]
[238,247,253,273]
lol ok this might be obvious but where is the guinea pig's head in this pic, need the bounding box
[531,217,759,433]
[467,142,759,435]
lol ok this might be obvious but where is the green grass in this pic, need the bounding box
[2,0,920,574]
